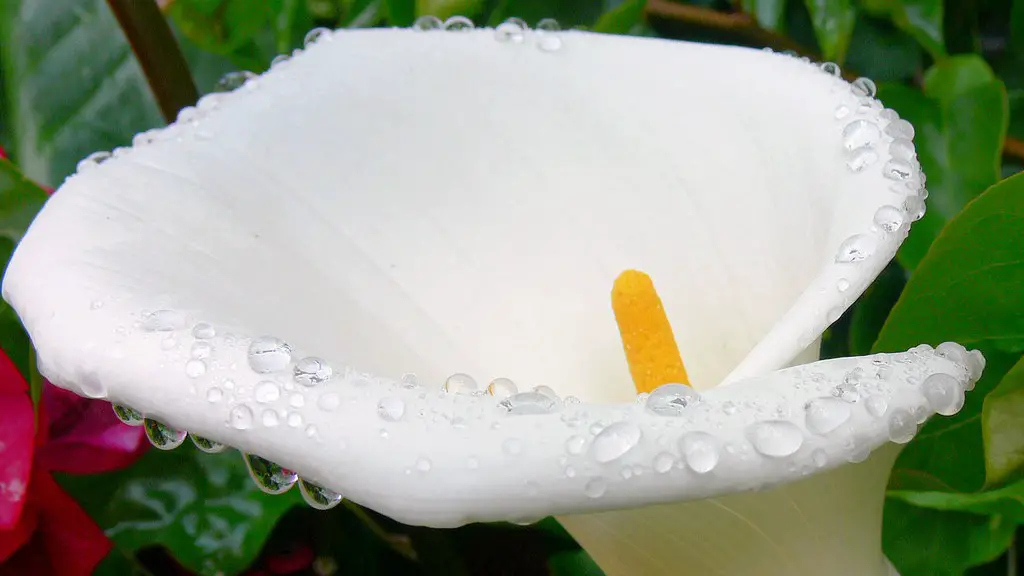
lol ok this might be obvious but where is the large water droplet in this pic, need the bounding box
[113,404,143,426]
[299,478,342,510]
[887,408,917,444]
[487,377,518,399]
[747,421,804,457]
[804,397,852,434]
[584,477,607,498]
[865,395,888,417]
[185,359,207,378]
[885,119,915,139]
[144,419,187,450]
[192,322,216,339]
[591,422,641,463]
[292,356,332,386]
[443,16,474,31]
[903,196,927,222]
[443,373,478,394]
[190,433,225,453]
[889,138,916,161]
[922,373,964,416]
[243,453,298,494]
[500,392,557,415]
[883,159,916,181]
[835,234,878,263]
[645,383,700,416]
[254,381,281,404]
[846,148,879,172]
[851,77,877,97]
[653,452,675,474]
[377,397,405,421]
[936,342,969,368]
[820,62,841,76]
[873,205,906,233]
[494,18,526,43]
[842,120,881,151]
[680,432,719,473]
[248,337,292,373]
[229,405,254,430]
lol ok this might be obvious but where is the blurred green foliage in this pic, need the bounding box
[1,0,1023,575]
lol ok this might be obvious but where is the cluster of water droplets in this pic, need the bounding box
[413,15,564,53]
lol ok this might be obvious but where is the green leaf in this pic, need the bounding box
[802,0,856,62]
[383,0,415,26]
[0,0,164,186]
[60,445,297,576]
[889,479,1024,523]
[864,0,944,59]
[983,356,1024,485]
[741,0,787,31]
[848,262,906,356]
[548,549,606,576]
[484,0,606,29]
[415,0,483,22]
[1012,0,1024,56]
[593,0,646,35]
[844,14,923,83]
[875,173,1024,492]
[878,57,1008,271]
[883,498,1016,576]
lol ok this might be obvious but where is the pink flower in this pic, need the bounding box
[0,349,149,574]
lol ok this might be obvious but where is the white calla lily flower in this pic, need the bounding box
[3,23,984,576]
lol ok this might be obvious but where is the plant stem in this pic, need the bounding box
[106,0,198,123]
[28,346,42,424]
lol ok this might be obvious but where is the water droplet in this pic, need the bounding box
[565,465,577,478]
[883,159,916,181]
[645,383,700,416]
[889,138,916,161]
[533,385,559,400]
[112,404,143,426]
[317,392,341,412]
[206,387,224,403]
[837,278,851,292]
[192,323,215,340]
[287,412,303,427]
[903,196,926,222]
[416,457,432,472]
[584,477,607,498]
[846,148,879,172]
[299,478,342,510]
[721,401,738,415]
[834,104,851,119]
[842,120,881,151]
[503,438,524,455]
[305,424,319,438]
[142,309,185,332]
[536,18,560,31]
[967,350,986,386]
[865,395,888,417]
[190,433,225,453]
[289,394,305,408]
[270,53,290,67]
[887,408,916,444]
[820,62,841,76]
[185,359,207,378]
[400,373,419,389]
[77,151,112,172]
[851,77,877,97]
[566,435,586,455]
[811,448,828,467]
[443,373,478,394]
[378,397,405,421]
[922,373,964,416]
[248,337,292,373]
[243,453,297,494]
[747,421,804,457]
[500,392,557,415]
[936,342,969,367]
[537,34,562,52]
[215,71,256,92]
[680,432,719,473]
[591,422,641,464]
[495,18,526,43]
[292,356,332,386]
[254,381,281,404]
[804,397,852,434]
[413,15,443,30]
[262,409,279,427]
[827,306,844,323]
[229,405,254,430]
[874,205,906,233]
[835,234,878,263]
[191,341,213,359]
[304,27,331,46]
[486,377,518,399]
[653,452,675,473]
[443,16,474,31]
[885,118,915,139]
[144,419,187,450]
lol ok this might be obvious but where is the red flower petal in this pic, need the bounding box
[0,503,36,563]
[0,352,34,529]
[28,471,111,576]
[37,383,148,474]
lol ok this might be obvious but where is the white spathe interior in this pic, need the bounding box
[5,29,907,407]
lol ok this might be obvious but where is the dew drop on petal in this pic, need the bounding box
[262,409,279,427]
[494,18,526,43]
[190,341,213,359]
[883,159,916,181]
[811,448,828,468]
[500,392,557,415]
[904,196,927,222]
[299,478,342,510]
[289,394,305,408]
[835,234,878,263]
[936,342,969,367]
[293,356,332,386]
[185,359,207,378]
[416,457,432,472]
[874,205,906,233]
[248,337,292,373]
[591,422,641,463]
[846,148,879,172]
[834,104,851,119]
[852,77,877,97]
[748,421,804,457]
[317,392,341,412]
[584,477,607,498]
[243,453,298,494]
[804,397,852,434]
[566,435,586,455]
[378,397,405,421]
[303,27,331,46]
[842,120,881,151]
[922,373,965,416]
[443,16,474,31]
[653,452,675,474]
[412,15,442,30]
[144,419,187,450]
[680,432,719,474]
[888,409,917,444]
[206,387,224,403]
[443,373,478,394]
[215,70,256,92]
[229,405,254,430]
[889,138,916,161]
[141,309,185,332]
[820,62,841,76]
[287,412,303,427]
[865,395,888,418]
[885,119,915,139]
[487,377,518,399]
[254,381,281,404]
[190,433,225,453]
[112,404,144,426]
[645,383,700,416]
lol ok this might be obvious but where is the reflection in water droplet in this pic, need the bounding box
[500,392,556,415]
[566,435,586,455]
[378,397,405,421]
[443,373,478,394]
[747,421,804,457]
[873,205,906,233]
[645,383,700,416]
[443,16,474,31]
[487,377,518,399]
[804,397,852,434]
[248,337,292,373]
[255,381,281,404]
[835,234,878,263]
[112,404,144,426]
[77,151,112,172]
[820,62,841,76]
[304,27,331,46]
[494,19,526,43]
[851,77,877,97]
[584,477,607,498]
[243,453,298,494]
[536,18,560,31]
[883,159,916,181]
[292,357,332,386]
[190,433,226,453]
[185,359,207,378]
[680,432,719,473]
[904,196,927,222]
[591,422,641,463]
[229,405,254,430]
[299,478,342,510]
[922,373,964,416]
[842,120,881,151]
[865,395,888,417]
[888,409,916,443]
[144,419,187,450]
[215,71,256,92]
[653,452,675,474]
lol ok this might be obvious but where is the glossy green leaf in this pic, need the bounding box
[802,0,856,62]
[0,0,163,186]
[983,356,1024,485]
[876,173,1024,492]
[741,0,787,31]
[863,0,944,58]
[60,445,297,576]
[848,262,906,356]
[844,14,923,83]
[383,0,415,26]
[883,498,1016,576]
[890,479,1024,523]
[593,0,647,34]
[878,57,1008,271]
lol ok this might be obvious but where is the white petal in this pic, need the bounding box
[6,30,919,404]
